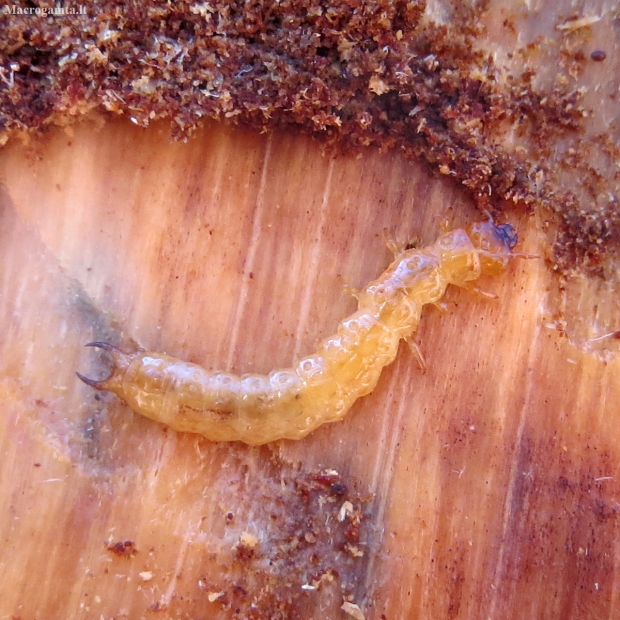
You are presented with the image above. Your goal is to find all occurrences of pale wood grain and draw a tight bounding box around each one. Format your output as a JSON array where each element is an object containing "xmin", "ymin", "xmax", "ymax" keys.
[
  {"xmin": 1, "ymin": 117, "xmax": 618, "ymax": 620},
  {"xmin": 1, "ymin": 1, "xmax": 619, "ymax": 617}
]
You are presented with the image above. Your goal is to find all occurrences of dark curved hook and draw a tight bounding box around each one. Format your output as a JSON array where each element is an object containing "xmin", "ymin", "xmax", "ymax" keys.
[
  {"xmin": 76, "ymin": 371, "xmax": 104, "ymax": 388},
  {"xmin": 77, "ymin": 342, "xmax": 121, "ymax": 389},
  {"xmin": 85, "ymin": 341, "xmax": 119, "ymax": 352}
]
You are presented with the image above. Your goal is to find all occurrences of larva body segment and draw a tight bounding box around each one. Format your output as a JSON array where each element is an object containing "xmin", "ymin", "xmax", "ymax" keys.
[{"xmin": 78, "ymin": 221, "xmax": 522, "ymax": 444}]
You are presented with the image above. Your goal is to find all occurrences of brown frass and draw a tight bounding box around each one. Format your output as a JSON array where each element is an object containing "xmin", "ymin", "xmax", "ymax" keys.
[{"xmin": 0, "ymin": 0, "xmax": 618, "ymax": 275}]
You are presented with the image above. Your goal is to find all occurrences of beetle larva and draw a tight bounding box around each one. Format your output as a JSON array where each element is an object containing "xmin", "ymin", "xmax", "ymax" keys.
[{"xmin": 78, "ymin": 220, "xmax": 526, "ymax": 445}]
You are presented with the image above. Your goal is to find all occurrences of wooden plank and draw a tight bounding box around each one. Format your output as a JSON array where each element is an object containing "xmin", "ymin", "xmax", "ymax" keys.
[
  {"xmin": 1, "ymin": 0, "xmax": 620, "ymax": 617},
  {"xmin": 1, "ymin": 117, "xmax": 618, "ymax": 619}
]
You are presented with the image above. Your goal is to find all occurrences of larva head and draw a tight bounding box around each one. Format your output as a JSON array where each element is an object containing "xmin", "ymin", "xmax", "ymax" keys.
[{"xmin": 466, "ymin": 221, "xmax": 518, "ymax": 275}]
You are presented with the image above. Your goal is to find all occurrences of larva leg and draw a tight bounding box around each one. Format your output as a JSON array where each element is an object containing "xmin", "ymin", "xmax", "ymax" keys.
[
  {"xmin": 463, "ymin": 283, "xmax": 499, "ymax": 300},
  {"xmin": 383, "ymin": 232, "xmax": 421, "ymax": 255},
  {"xmin": 382, "ymin": 228, "xmax": 405, "ymax": 258},
  {"xmin": 439, "ymin": 218, "xmax": 452, "ymax": 234},
  {"xmin": 404, "ymin": 236, "xmax": 421, "ymax": 251},
  {"xmin": 341, "ymin": 282, "xmax": 360, "ymax": 300},
  {"xmin": 404, "ymin": 336, "xmax": 427, "ymax": 373}
]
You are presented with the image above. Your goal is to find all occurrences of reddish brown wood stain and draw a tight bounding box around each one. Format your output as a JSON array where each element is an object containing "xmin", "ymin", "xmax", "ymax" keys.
[{"xmin": 0, "ymin": 27, "xmax": 619, "ymax": 613}]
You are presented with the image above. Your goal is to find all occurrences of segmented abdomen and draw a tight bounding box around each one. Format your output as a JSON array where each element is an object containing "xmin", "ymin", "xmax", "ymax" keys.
[{"xmin": 116, "ymin": 307, "xmax": 403, "ymax": 444}]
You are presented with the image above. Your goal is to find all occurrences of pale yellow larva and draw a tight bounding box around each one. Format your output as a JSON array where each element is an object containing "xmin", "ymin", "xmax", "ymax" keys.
[{"xmin": 78, "ymin": 221, "xmax": 524, "ymax": 445}]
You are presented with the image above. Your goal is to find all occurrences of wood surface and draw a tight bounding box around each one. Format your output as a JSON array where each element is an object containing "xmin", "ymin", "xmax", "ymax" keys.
[
  {"xmin": 1, "ymin": 117, "xmax": 618, "ymax": 620},
  {"xmin": 1, "ymin": 2, "xmax": 620, "ymax": 619}
]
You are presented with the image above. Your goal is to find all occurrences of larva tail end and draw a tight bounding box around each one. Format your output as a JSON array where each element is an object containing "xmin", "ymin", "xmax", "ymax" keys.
[{"xmin": 79, "ymin": 342, "xmax": 129, "ymax": 392}]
